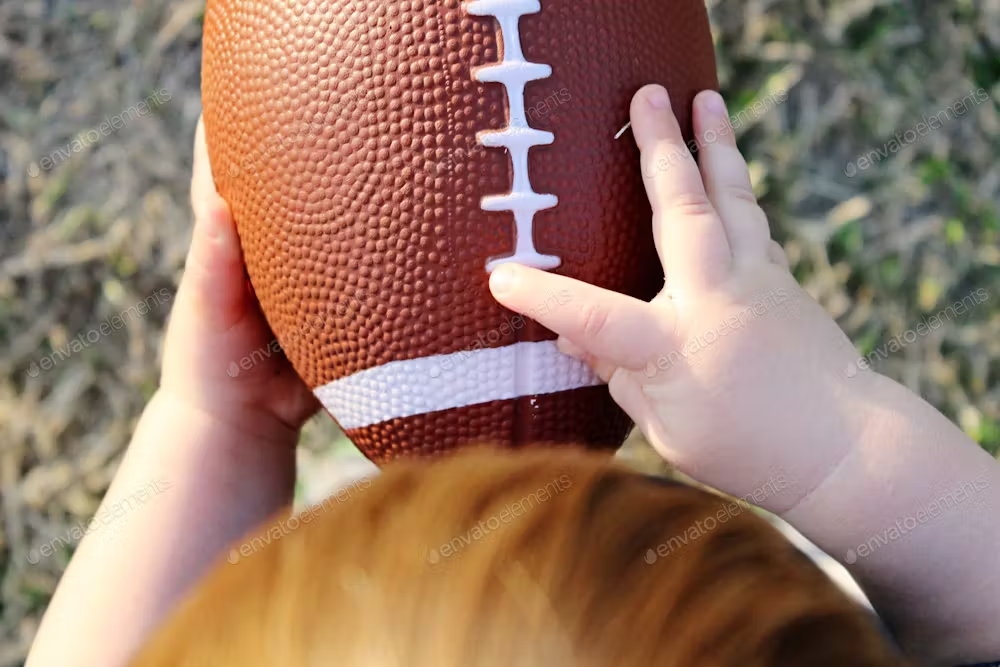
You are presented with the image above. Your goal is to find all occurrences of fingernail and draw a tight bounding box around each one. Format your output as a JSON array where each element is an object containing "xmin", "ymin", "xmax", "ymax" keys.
[
  {"xmin": 489, "ymin": 265, "xmax": 518, "ymax": 296},
  {"xmin": 703, "ymin": 91, "xmax": 727, "ymax": 117},
  {"xmin": 647, "ymin": 86, "xmax": 671, "ymax": 110},
  {"xmin": 207, "ymin": 204, "xmax": 234, "ymax": 247}
]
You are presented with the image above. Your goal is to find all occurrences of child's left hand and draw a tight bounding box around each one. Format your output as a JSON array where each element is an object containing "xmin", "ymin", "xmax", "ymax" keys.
[
  {"xmin": 160, "ymin": 118, "xmax": 320, "ymax": 445},
  {"xmin": 26, "ymin": 119, "xmax": 317, "ymax": 667}
]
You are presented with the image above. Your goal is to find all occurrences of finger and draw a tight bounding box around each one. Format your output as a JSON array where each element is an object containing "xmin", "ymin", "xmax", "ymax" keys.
[
  {"xmin": 191, "ymin": 117, "xmax": 223, "ymax": 219},
  {"xmin": 630, "ymin": 84, "xmax": 732, "ymax": 291},
  {"xmin": 692, "ymin": 91, "xmax": 771, "ymax": 263},
  {"xmin": 489, "ymin": 264, "xmax": 678, "ymax": 371},
  {"xmin": 768, "ymin": 239, "xmax": 790, "ymax": 271},
  {"xmin": 188, "ymin": 118, "xmax": 239, "ymax": 270},
  {"xmin": 606, "ymin": 374, "xmax": 672, "ymax": 456},
  {"xmin": 179, "ymin": 201, "xmax": 249, "ymax": 330},
  {"xmin": 180, "ymin": 119, "xmax": 248, "ymax": 329},
  {"xmin": 557, "ymin": 337, "xmax": 619, "ymax": 384}
]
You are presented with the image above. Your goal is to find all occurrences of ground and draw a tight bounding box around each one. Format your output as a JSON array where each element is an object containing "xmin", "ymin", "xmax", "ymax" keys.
[{"xmin": 1, "ymin": 0, "xmax": 999, "ymax": 664}]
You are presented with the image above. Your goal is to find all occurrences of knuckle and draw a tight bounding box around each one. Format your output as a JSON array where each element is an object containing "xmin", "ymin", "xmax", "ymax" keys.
[
  {"xmin": 578, "ymin": 302, "xmax": 611, "ymax": 341},
  {"xmin": 769, "ymin": 240, "xmax": 789, "ymax": 266},
  {"xmin": 721, "ymin": 183, "xmax": 760, "ymax": 207},
  {"xmin": 666, "ymin": 193, "xmax": 716, "ymax": 219}
]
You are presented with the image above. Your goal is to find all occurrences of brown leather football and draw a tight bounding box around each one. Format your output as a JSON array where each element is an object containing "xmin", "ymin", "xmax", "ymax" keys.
[{"xmin": 201, "ymin": 0, "xmax": 718, "ymax": 464}]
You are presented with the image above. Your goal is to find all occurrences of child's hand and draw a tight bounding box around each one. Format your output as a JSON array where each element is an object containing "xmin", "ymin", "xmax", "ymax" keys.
[
  {"xmin": 490, "ymin": 85, "xmax": 873, "ymax": 511},
  {"xmin": 26, "ymin": 120, "xmax": 316, "ymax": 667},
  {"xmin": 160, "ymin": 119, "xmax": 320, "ymax": 445}
]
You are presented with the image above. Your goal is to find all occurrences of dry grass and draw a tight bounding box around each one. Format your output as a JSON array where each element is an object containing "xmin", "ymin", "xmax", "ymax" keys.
[{"xmin": 1, "ymin": 0, "xmax": 998, "ymax": 664}]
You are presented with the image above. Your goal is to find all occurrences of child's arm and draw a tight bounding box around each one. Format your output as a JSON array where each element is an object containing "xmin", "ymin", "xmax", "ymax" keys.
[
  {"xmin": 25, "ymin": 120, "xmax": 319, "ymax": 667},
  {"xmin": 489, "ymin": 85, "xmax": 1000, "ymax": 666},
  {"xmin": 783, "ymin": 371, "xmax": 1000, "ymax": 663},
  {"xmin": 25, "ymin": 393, "xmax": 297, "ymax": 667}
]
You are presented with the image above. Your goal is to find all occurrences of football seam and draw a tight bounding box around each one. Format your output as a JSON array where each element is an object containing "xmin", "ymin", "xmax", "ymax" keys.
[{"xmin": 468, "ymin": 0, "xmax": 562, "ymax": 274}]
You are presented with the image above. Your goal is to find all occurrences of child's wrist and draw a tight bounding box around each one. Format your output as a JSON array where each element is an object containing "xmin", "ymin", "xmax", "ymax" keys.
[
  {"xmin": 783, "ymin": 372, "xmax": 942, "ymax": 523},
  {"xmin": 780, "ymin": 368, "xmax": 997, "ymax": 577},
  {"xmin": 782, "ymin": 372, "xmax": 1000, "ymax": 661},
  {"xmin": 154, "ymin": 384, "xmax": 301, "ymax": 450}
]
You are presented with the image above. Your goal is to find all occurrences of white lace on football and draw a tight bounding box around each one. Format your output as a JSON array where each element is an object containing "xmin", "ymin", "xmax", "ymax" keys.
[
  {"xmin": 313, "ymin": 341, "xmax": 603, "ymax": 430},
  {"xmin": 468, "ymin": 0, "xmax": 562, "ymax": 273}
]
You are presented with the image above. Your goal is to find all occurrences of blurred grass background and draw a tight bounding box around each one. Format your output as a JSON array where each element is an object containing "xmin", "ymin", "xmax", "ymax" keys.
[{"xmin": 1, "ymin": 0, "xmax": 998, "ymax": 663}]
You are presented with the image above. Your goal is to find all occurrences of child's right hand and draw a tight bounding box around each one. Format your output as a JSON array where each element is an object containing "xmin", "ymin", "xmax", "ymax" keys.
[
  {"xmin": 489, "ymin": 84, "xmax": 882, "ymax": 512},
  {"xmin": 494, "ymin": 84, "xmax": 1000, "ymax": 663}
]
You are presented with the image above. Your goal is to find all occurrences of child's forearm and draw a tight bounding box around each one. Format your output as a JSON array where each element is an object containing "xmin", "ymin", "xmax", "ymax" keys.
[
  {"xmin": 783, "ymin": 373, "xmax": 1000, "ymax": 665},
  {"xmin": 26, "ymin": 389, "xmax": 296, "ymax": 667}
]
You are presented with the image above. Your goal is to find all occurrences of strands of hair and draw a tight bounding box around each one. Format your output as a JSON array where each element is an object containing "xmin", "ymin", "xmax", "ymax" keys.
[{"xmin": 130, "ymin": 447, "xmax": 910, "ymax": 667}]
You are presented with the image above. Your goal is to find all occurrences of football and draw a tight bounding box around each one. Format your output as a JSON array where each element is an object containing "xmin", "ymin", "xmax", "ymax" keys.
[{"xmin": 201, "ymin": 0, "xmax": 718, "ymax": 463}]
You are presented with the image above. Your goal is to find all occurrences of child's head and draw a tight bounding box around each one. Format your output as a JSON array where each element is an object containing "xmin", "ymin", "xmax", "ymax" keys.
[{"xmin": 131, "ymin": 448, "xmax": 907, "ymax": 666}]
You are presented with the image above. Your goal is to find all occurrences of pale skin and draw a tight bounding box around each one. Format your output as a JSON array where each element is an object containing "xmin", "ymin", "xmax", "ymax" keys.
[
  {"xmin": 27, "ymin": 86, "xmax": 1000, "ymax": 666},
  {"xmin": 25, "ymin": 120, "xmax": 319, "ymax": 667}
]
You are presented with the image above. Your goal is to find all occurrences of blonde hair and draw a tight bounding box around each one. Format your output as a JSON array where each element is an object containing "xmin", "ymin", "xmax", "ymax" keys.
[{"xmin": 131, "ymin": 447, "xmax": 908, "ymax": 666}]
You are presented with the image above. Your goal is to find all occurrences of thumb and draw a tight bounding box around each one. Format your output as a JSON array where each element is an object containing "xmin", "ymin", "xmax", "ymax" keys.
[{"xmin": 179, "ymin": 118, "xmax": 251, "ymax": 332}]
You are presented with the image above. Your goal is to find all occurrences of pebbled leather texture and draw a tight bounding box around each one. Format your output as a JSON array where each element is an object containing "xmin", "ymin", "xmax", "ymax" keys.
[{"xmin": 201, "ymin": 0, "xmax": 718, "ymax": 463}]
